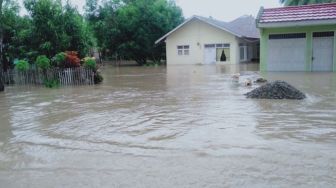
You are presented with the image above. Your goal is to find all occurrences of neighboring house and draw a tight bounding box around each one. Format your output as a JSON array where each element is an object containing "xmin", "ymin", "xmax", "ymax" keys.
[
  {"xmin": 257, "ymin": 3, "xmax": 336, "ymax": 72},
  {"xmin": 155, "ymin": 15, "xmax": 260, "ymax": 65}
]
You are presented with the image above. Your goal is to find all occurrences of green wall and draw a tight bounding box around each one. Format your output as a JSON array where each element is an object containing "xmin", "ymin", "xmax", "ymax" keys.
[{"xmin": 260, "ymin": 24, "xmax": 336, "ymax": 72}]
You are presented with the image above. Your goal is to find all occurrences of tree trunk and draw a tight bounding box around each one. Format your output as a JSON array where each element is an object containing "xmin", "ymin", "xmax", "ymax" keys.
[
  {"xmin": 0, "ymin": 37, "xmax": 4, "ymax": 92},
  {"xmin": 0, "ymin": 0, "xmax": 4, "ymax": 92}
]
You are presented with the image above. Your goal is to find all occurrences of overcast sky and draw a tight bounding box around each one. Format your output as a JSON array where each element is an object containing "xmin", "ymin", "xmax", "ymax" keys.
[
  {"xmin": 175, "ymin": 0, "xmax": 281, "ymax": 21},
  {"xmin": 20, "ymin": 0, "xmax": 281, "ymax": 21}
]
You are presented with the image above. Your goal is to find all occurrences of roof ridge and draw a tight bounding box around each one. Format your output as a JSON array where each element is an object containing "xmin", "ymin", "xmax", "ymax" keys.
[
  {"xmin": 194, "ymin": 15, "xmax": 228, "ymax": 24},
  {"xmin": 265, "ymin": 2, "xmax": 336, "ymax": 11}
]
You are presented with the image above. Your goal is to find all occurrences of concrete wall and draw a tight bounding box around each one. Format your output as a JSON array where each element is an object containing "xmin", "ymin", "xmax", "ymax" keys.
[
  {"xmin": 259, "ymin": 24, "xmax": 336, "ymax": 72},
  {"xmin": 165, "ymin": 19, "xmax": 239, "ymax": 65}
]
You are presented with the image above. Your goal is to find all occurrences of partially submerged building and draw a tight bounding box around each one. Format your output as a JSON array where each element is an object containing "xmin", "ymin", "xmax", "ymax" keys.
[
  {"xmin": 156, "ymin": 15, "xmax": 260, "ymax": 65},
  {"xmin": 257, "ymin": 3, "xmax": 336, "ymax": 72}
]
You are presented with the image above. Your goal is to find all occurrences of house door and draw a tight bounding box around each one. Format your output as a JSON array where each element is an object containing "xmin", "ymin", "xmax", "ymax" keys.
[
  {"xmin": 204, "ymin": 45, "xmax": 216, "ymax": 64},
  {"xmin": 312, "ymin": 32, "xmax": 334, "ymax": 72}
]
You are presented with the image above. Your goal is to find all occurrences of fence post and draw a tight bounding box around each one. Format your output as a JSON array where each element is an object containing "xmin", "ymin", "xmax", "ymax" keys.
[{"xmin": 2, "ymin": 67, "xmax": 95, "ymax": 87}]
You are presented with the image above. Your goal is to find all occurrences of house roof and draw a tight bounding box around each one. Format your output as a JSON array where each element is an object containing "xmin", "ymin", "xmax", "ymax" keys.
[
  {"xmin": 155, "ymin": 15, "xmax": 259, "ymax": 44},
  {"xmin": 257, "ymin": 3, "xmax": 336, "ymax": 27}
]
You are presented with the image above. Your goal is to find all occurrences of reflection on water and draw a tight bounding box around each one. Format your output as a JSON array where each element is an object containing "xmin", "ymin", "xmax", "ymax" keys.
[{"xmin": 0, "ymin": 64, "xmax": 336, "ymax": 187}]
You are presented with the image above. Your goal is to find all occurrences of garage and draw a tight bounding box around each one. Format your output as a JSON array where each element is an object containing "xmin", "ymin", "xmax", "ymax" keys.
[
  {"xmin": 312, "ymin": 32, "xmax": 334, "ymax": 72},
  {"xmin": 267, "ymin": 33, "xmax": 306, "ymax": 71},
  {"xmin": 257, "ymin": 3, "xmax": 336, "ymax": 72}
]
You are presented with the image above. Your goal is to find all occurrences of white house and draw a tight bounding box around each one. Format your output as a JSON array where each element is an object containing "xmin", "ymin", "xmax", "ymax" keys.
[{"xmin": 156, "ymin": 15, "xmax": 260, "ymax": 65}]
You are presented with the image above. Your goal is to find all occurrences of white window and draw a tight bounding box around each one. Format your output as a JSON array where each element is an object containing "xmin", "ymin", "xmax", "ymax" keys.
[
  {"xmin": 240, "ymin": 45, "xmax": 248, "ymax": 61},
  {"xmin": 204, "ymin": 43, "xmax": 230, "ymax": 62},
  {"xmin": 177, "ymin": 45, "xmax": 189, "ymax": 56}
]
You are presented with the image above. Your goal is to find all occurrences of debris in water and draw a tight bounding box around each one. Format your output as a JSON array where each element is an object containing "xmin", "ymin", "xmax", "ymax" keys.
[
  {"xmin": 245, "ymin": 80, "xmax": 306, "ymax": 100},
  {"xmin": 244, "ymin": 79, "xmax": 252, "ymax": 86},
  {"xmin": 255, "ymin": 78, "xmax": 268, "ymax": 83}
]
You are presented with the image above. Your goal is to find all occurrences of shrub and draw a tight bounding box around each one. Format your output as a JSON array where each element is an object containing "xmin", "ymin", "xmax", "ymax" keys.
[
  {"xmin": 44, "ymin": 79, "xmax": 60, "ymax": 88},
  {"xmin": 65, "ymin": 51, "xmax": 80, "ymax": 67},
  {"xmin": 15, "ymin": 60, "xmax": 29, "ymax": 72},
  {"xmin": 84, "ymin": 57, "xmax": 96, "ymax": 70},
  {"xmin": 36, "ymin": 55, "xmax": 51, "ymax": 70},
  {"xmin": 53, "ymin": 52, "xmax": 66, "ymax": 66},
  {"xmin": 94, "ymin": 72, "xmax": 103, "ymax": 84}
]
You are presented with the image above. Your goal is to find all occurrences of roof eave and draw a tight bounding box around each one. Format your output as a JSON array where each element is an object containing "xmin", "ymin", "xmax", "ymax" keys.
[
  {"xmin": 257, "ymin": 19, "xmax": 336, "ymax": 28},
  {"xmin": 155, "ymin": 17, "xmax": 194, "ymax": 44},
  {"xmin": 256, "ymin": 6, "xmax": 264, "ymax": 28},
  {"xmin": 155, "ymin": 16, "xmax": 246, "ymax": 44}
]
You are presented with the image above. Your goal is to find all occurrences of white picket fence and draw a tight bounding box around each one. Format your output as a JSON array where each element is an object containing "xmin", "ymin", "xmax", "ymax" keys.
[{"xmin": 2, "ymin": 67, "xmax": 94, "ymax": 86}]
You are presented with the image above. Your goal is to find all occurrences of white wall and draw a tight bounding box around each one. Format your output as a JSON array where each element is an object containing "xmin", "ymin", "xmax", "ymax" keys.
[{"xmin": 165, "ymin": 19, "xmax": 239, "ymax": 65}]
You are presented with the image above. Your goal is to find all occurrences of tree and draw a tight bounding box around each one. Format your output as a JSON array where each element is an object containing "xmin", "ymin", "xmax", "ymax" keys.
[
  {"xmin": 116, "ymin": 0, "xmax": 184, "ymax": 65},
  {"xmin": 85, "ymin": 0, "xmax": 122, "ymax": 58},
  {"xmin": 87, "ymin": 0, "xmax": 184, "ymax": 65},
  {"xmin": 279, "ymin": 0, "xmax": 336, "ymax": 6},
  {"xmin": 23, "ymin": 0, "xmax": 94, "ymax": 58},
  {"xmin": 0, "ymin": 0, "xmax": 6, "ymax": 91},
  {"xmin": 0, "ymin": 0, "xmax": 19, "ymax": 91}
]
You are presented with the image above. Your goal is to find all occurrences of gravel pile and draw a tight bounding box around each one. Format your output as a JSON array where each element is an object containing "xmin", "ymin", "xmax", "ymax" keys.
[{"xmin": 245, "ymin": 80, "xmax": 306, "ymax": 100}]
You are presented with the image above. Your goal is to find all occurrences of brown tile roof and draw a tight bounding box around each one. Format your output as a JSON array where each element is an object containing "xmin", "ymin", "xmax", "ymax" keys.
[{"xmin": 259, "ymin": 3, "xmax": 336, "ymax": 23}]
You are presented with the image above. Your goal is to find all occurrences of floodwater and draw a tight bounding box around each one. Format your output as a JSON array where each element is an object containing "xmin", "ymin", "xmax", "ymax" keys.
[{"xmin": 0, "ymin": 64, "xmax": 336, "ymax": 188}]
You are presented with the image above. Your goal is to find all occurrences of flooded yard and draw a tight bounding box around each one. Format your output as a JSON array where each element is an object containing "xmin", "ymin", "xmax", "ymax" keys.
[{"xmin": 0, "ymin": 64, "xmax": 336, "ymax": 187}]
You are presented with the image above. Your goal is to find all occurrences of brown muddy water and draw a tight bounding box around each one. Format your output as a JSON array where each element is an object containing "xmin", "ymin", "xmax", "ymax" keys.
[{"xmin": 0, "ymin": 64, "xmax": 336, "ymax": 188}]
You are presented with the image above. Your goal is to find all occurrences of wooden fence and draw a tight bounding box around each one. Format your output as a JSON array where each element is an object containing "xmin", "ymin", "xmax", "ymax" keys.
[{"xmin": 2, "ymin": 67, "xmax": 94, "ymax": 86}]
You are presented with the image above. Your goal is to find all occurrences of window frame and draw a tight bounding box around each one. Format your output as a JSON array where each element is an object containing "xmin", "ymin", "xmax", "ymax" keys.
[
  {"xmin": 177, "ymin": 45, "xmax": 190, "ymax": 56},
  {"xmin": 239, "ymin": 45, "xmax": 248, "ymax": 61},
  {"xmin": 205, "ymin": 43, "xmax": 231, "ymax": 62}
]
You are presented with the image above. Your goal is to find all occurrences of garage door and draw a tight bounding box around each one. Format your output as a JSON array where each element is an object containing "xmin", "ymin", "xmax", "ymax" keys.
[
  {"xmin": 312, "ymin": 32, "xmax": 334, "ymax": 72},
  {"xmin": 267, "ymin": 33, "xmax": 306, "ymax": 71}
]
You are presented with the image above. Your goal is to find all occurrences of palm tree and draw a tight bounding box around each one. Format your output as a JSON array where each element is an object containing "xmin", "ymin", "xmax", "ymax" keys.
[{"xmin": 280, "ymin": 0, "xmax": 336, "ymax": 6}]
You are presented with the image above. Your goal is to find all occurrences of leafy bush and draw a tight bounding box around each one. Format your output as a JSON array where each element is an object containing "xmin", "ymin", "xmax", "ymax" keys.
[
  {"xmin": 65, "ymin": 51, "xmax": 81, "ymax": 68},
  {"xmin": 44, "ymin": 79, "xmax": 60, "ymax": 88},
  {"xmin": 15, "ymin": 60, "xmax": 29, "ymax": 72},
  {"xmin": 53, "ymin": 52, "xmax": 66, "ymax": 66},
  {"xmin": 36, "ymin": 55, "xmax": 51, "ymax": 70},
  {"xmin": 84, "ymin": 57, "xmax": 96, "ymax": 70},
  {"xmin": 94, "ymin": 72, "xmax": 103, "ymax": 84}
]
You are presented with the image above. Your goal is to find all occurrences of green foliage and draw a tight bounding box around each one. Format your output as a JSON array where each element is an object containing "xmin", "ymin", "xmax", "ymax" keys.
[
  {"xmin": 21, "ymin": 0, "xmax": 94, "ymax": 58},
  {"xmin": 52, "ymin": 52, "xmax": 66, "ymax": 66},
  {"xmin": 94, "ymin": 72, "xmax": 103, "ymax": 84},
  {"xmin": 279, "ymin": 0, "xmax": 336, "ymax": 6},
  {"xmin": 2, "ymin": 0, "xmax": 184, "ymax": 71},
  {"xmin": 83, "ymin": 57, "xmax": 96, "ymax": 70},
  {"xmin": 43, "ymin": 78, "xmax": 60, "ymax": 88},
  {"xmin": 1, "ymin": 0, "xmax": 24, "ymax": 70},
  {"xmin": 15, "ymin": 60, "xmax": 29, "ymax": 71},
  {"xmin": 85, "ymin": 0, "xmax": 184, "ymax": 65},
  {"xmin": 36, "ymin": 55, "xmax": 51, "ymax": 70}
]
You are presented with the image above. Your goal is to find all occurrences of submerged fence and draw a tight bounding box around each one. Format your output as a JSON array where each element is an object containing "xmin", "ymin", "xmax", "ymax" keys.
[{"xmin": 2, "ymin": 67, "xmax": 94, "ymax": 86}]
